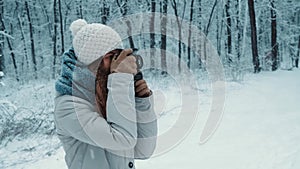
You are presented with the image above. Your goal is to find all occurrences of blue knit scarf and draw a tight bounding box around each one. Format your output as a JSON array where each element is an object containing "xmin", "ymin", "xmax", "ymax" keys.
[{"xmin": 55, "ymin": 48, "xmax": 96, "ymax": 105}]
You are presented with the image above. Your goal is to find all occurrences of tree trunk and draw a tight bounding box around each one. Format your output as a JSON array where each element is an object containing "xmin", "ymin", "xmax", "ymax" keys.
[
  {"xmin": 161, "ymin": 0, "xmax": 168, "ymax": 73},
  {"xmin": 270, "ymin": 0, "xmax": 278, "ymax": 71},
  {"xmin": 296, "ymin": 35, "xmax": 300, "ymax": 68},
  {"xmin": 53, "ymin": 0, "xmax": 58, "ymax": 79},
  {"xmin": 297, "ymin": 8, "xmax": 300, "ymax": 68},
  {"xmin": 38, "ymin": 0, "xmax": 52, "ymax": 38},
  {"xmin": 204, "ymin": 0, "xmax": 218, "ymax": 36},
  {"xmin": 204, "ymin": 0, "xmax": 218, "ymax": 63},
  {"xmin": 25, "ymin": 1, "xmax": 37, "ymax": 79},
  {"xmin": 241, "ymin": 0, "xmax": 248, "ymax": 60},
  {"xmin": 100, "ymin": 0, "xmax": 109, "ymax": 24},
  {"xmin": 248, "ymin": 0, "xmax": 260, "ymax": 73},
  {"xmin": 0, "ymin": 18, "xmax": 18, "ymax": 81},
  {"xmin": 187, "ymin": 0, "xmax": 194, "ymax": 69},
  {"xmin": 235, "ymin": 0, "xmax": 242, "ymax": 60},
  {"xmin": 150, "ymin": 0, "xmax": 156, "ymax": 68},
  {"xmin": 18, "ymin": 15, "xmax": 29, "ymax": 78},
  {"xmin": 216, "ymin": 2, "xmax": 221, "ymax": 56},
  {"xmin": 58, "ymin": 0, "xmax": 64, "ymax": 54},
  {"xmin": 0, "ymin": 0, "xmax": 4, "ymax": 73},
  {"xmin": 225, "ymin": 0, "xmax": 232, "ymax": 58},
  {"xmin": 198, "ymin": 0, "xmax": 201, "ymax": 30},
  {"xmin": 76, "ymin": 0, "xmax": 83, "ymax": 19},
  {"xmin": 198, "ymin": 0, "xmax": 203, "ymax": 67},
  {"xmin": 171, "ymin": 0, "xmax": 186, "ymax": 73}
]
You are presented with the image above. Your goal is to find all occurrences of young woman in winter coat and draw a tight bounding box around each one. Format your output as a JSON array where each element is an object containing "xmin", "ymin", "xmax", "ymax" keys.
[{"xmin": 54, "ymin": 19, "xmax": 158, "ymax": 169}]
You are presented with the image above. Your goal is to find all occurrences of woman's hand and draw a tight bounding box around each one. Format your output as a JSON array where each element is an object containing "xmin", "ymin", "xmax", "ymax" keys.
[
  {"xmin": 110, "ymin": 49, "xmax": 137, "ymax": 75},
  {"xmin": 135, "ymin": 79, "xmax": 152, "ymax": 98}
]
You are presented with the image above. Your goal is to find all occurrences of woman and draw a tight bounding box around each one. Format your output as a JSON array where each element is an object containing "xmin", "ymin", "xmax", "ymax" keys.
[{"xmin": 54, "ymin": 19, "xmax": 157, "ymax": 169}]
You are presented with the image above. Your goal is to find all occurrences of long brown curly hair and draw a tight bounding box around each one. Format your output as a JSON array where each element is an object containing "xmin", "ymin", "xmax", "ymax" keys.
[
  {"xmin": 95, "ymin": 59, "xmax": 110, "ymax": 119},
  {"xmin": 95, "ymin": 49, "xmax": 123, "ymax": 119}
]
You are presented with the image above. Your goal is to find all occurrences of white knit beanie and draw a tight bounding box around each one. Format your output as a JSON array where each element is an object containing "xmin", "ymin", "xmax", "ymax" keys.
[{"xmin": 70, "ymin": 19, "xmax": 123, "ymax": 65}]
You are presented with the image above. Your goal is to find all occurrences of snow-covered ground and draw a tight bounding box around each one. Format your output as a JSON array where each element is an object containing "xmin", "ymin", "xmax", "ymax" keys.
[{"xmin": 1, "ymin": 69, "xmax": 300, "ymax": 169}]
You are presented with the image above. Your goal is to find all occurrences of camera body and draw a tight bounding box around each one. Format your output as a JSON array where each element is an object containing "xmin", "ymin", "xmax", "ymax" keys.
[{"xmin": 113, "ymin": 48, "xmax": 144, "ymax": 81}]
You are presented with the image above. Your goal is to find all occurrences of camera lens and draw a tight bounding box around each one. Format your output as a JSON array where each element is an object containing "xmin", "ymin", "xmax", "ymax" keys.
[{"xmin": 135, "ymin": 55, "xmax": 143, "ymax": 70}]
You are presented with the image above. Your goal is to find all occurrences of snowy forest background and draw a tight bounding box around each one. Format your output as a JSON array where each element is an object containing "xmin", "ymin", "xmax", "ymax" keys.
[
  {"xmin": 0, "ymin": 0, "xmax": 299, "ymax": 82},
  {"xmin": 0, "ymin": 0, "xmax": 300, "ymax": 168}
]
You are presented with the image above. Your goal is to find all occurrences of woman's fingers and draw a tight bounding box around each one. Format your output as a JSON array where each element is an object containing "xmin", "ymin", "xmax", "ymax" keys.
[
  {"xmin": 137, "ymin": 88, "xmax": 151, "ymax": 97},
  {"xmin": 135, "ymin": 83, "xmax": 148, "ymax": 93},
  {"xmin": 117, "ymin": 48, "xmax": 133, "ymax": 61},
  {"xmin": 135, "ymin": 79, "xmax": 145, "ymax": 86},
  {"xmin": 135, "ymin": 79, "xmax": 151, "ymax": 97}
]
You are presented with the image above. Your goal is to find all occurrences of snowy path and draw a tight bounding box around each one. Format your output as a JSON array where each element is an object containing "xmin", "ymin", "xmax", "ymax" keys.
[
  {"xmin": 4, "ymin": 69, "xmax": 300, "ymax": 169},
  {"xmin": 134, "ymin": 70, "xmax": 300, "ymax": 169}
]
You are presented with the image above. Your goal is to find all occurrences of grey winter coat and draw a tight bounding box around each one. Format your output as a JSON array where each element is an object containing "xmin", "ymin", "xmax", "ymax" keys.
[{"xmin": 54, "ymin": 73, "xmax": 158, "ymax": 169}]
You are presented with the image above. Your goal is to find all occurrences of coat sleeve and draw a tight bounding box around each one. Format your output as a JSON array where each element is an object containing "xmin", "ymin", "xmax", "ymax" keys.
[
  {"xmin": 134, "ymin": 95, "xmax": 158, "ymax": 159},
  {"xmin": 54, "ymin": 73, "xmax": 137, "ymax": 151}
]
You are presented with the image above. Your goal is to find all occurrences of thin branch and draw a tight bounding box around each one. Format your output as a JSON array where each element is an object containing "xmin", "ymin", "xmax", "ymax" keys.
[
  {"xmin": 205, "ymin": 0, "xmax": 218, "ymax": 35},
  {"xmin": 0, "ymin": 31, "xmax": 14, "ymax": 39},
  {"xmin": 180, "ymin": 0, "xmax": 187, "ymax": 26}
]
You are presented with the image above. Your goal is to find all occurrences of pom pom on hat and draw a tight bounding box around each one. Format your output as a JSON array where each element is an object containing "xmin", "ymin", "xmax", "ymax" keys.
[
  {"xmin": 70, "ymin": 19, "xmax": 123, "ymax": 65},
  {"xmin": 70, "ymin": 19, "xmax": 87, "ymax": 37}
]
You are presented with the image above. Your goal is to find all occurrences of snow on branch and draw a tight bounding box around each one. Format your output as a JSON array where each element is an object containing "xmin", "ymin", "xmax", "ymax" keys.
[{"xmin": 0, "ymin": 31, "xmax": 15, "ymax": 39}]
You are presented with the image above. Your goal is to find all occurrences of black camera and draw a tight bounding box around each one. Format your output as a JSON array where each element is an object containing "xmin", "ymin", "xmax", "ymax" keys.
[{"xmin": 112, "ymin": 48, "xmax": 144, "ymax": 81}]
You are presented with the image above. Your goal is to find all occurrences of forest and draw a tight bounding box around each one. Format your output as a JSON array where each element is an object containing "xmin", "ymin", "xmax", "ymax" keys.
[
  {"xmin": 1, "ymin": 1, "xmax": 300, "ymax": 168},
  {"xmin": 0, "ymin": 0, "xmax": 299, "ymax": 83}
]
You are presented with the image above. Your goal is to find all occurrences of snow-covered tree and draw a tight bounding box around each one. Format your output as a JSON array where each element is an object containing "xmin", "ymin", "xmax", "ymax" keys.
[{"xmin": 0, "ymin": 0, "xmax": 299, "ymax": 82}]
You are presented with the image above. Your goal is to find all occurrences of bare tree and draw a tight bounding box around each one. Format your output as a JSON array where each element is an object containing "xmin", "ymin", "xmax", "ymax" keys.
[
  {"xmin": 198, "ymin": 0, "xmax": 202, "ymax": 29},
  {"xmin": 297, "ymin": 35, "xmax": 299, "ymax": 68},
  {"xmin": 25, "ymin": 1, "xmax": 37, "ymax": 79},
  {"xmin": 204, "ymin": 0, "xmax": 218, "ymax": 36},
  {"xmin": 257, "ymin": 3, "xmax": 268, "ymax": 58},
  {"xmin": 270, "ymin": 0, "xmax": 278, "ymax": 71},
  {"xmin": 225, "ymin": 0, "xmax": 232, "ymax": 61},
  {"xmin": 235, "ymin": 0, "xmax": 242, "ymax": 60},
  {"xmin": 171, "ymin": 0, "xmax": 186, "ymax": 72},
  {"xmin": 38, "ymin": 0, "xmax": 52, "ymax": 38},
  {"xmin": 294, "ymin": 4, "xmax": 299, "ymax": 69},
  {"xmin": 161, "ymin": 0, "xmax": 168, "ymax": 73},
  {"xmin": 248, "ymin": 0, "xmax": 260, "ymax": 73},
  {"xmin": 100, "ymin": 0, "xmax": 109, "ymax": 24},
  {"xmin": 0, "ymin": 0, "xmax": 4, "ymax": 73},
  {"xmin": 216, "ymin": 1, "xmax": 222, "ymax": 56},
  {"xmin": 150, "ymin": 0, "xmax": 156, "ymax": 68},
  {"xmin": 0, "ymin": 17, "xmax": 18, "ymax": 81},
  {"xmin": 18, "ymin": 15, "xmax": 29, "ymax": 77},
  {"xmin": 187, "ymin": 0, "xmax": 194, "ymax": 68},
  {"xmin": 58, "ymin": 0, "xmax": 64, "ymax": 54},
  {"xmin": 76, "ymin": 0, "xmax": 83, "ymax": 19},
  {"xmin": 53, "ymin": 0, "xmax": 58, "ymax": 79},
  {"xmin": 203, "ymin": 0, "xmax": 218, "ymax": 61}
]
